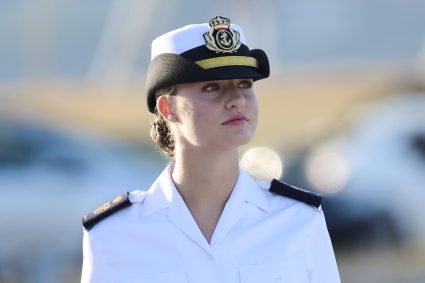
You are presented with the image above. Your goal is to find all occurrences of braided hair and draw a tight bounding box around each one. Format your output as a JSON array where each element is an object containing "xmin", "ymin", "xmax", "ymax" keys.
[{"xmin": 149, "ymin": 85, "xmax": 177, "ymax": 157}]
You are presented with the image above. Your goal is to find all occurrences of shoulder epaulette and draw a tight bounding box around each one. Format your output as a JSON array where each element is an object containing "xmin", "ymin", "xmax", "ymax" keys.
[
  {"xmin": 82, "ymin": 192, "xmax": 132, "ymax": 231},
  {"xmin": 269, "ymin": 179, "xmax": 322, "ymax": 209}
]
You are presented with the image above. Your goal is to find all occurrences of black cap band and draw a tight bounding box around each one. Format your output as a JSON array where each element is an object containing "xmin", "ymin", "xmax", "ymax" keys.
[{"xmin": 146, "ymin": 45, "xmax": 269, "ymax": 113}]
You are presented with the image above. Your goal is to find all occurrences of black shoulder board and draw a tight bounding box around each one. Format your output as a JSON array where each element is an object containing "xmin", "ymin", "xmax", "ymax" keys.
[
  {"xmin": 269, "ymin": 179, "xmax": 322, "ymax": 209},
  {"xmin": 82, "ymin": 192, "xmax": 131, "ymax": 231}
]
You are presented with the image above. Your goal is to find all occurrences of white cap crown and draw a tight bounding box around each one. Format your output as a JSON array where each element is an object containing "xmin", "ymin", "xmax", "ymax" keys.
[{"xmin": 151, "ymin": 23, "xmax": 247, "ymax": 60}]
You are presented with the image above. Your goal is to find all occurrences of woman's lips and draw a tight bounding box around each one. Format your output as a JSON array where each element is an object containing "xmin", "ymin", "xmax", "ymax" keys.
[{"xmin": 222, "ymin": 115, "xmax": 248, "ymax": 125}]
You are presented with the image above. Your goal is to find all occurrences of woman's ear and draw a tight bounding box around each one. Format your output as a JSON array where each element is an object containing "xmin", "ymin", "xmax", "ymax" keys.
[{"xmin": 157, "ymin": 96, "xmax": 178, "ymax": 122}]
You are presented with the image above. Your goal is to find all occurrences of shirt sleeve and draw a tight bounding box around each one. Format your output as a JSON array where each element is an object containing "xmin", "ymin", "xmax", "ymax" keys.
[
  {"xmin": 306, "ymin": 209, "xmax": 341, "ymax": 283},
  {"xmin": 81, "ymin": 229, "xmax": 111, "ymax": 283}
]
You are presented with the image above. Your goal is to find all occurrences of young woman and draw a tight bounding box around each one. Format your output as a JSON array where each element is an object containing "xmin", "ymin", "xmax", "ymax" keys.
[{"xmin": 81, "ymin": 16, "xmax": 341, "ymax": 283}]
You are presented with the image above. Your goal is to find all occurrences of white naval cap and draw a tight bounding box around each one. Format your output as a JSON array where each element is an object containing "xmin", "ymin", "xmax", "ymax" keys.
[
  {"xmin": 145, "ymin": 16, "xmax": 270, "ymax": 113},
  {"xmin": 150, "ymin": 23, "xmax": 248, "ymax": 60}
]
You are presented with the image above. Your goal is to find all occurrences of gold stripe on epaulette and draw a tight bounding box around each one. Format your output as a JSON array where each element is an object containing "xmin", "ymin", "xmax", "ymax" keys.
[{"xmin": 195, "ymin": 56, "xmax": 258, "ymax": 69}]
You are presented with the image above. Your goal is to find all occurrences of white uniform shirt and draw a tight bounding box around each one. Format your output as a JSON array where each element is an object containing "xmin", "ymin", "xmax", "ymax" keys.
[{"xmin": 81, "ymin": 166, "xmax": 340, "ymax": 283}]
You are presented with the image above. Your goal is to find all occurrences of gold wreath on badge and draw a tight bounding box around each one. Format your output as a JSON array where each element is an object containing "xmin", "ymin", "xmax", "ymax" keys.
[{"xmin": 203, "ymin": 16, "xmax": 241, "ymax": 53}]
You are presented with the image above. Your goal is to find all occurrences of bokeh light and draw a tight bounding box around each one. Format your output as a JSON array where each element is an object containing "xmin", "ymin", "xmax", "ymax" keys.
[
  {"xmin": 305, "ymin": 150, "xmax": 350, "ymax": 194},
  {"xmin": 240, "ymin": 146, "xmax": 283, "ymax": 181}
]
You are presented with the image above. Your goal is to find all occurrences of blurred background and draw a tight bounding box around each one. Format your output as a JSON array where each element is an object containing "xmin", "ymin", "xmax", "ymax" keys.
[{"xmin": 1, "ymin": 0, "xmax": 425, "ymax": 282}]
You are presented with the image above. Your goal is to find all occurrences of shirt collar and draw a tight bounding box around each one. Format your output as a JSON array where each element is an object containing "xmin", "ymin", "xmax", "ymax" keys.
[
  {"xmin": 233, "ymin": 168, "xmax": 271, "ymax": 213},
  {"xmin": 140, "ymin": 164, "xmax": 271, "ymax": 220},
  {"xmin": 140, "ymin": 164, "xmax": 176, "ymax": 219}
]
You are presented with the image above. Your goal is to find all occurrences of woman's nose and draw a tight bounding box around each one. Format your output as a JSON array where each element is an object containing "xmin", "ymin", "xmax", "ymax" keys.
[{"xmin": 225, "ymin": 86, "xmax": 245, "ymax": 111}]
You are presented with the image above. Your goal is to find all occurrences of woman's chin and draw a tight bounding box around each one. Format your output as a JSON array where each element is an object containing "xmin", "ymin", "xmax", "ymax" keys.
[{"xmin": 224, "ymin": 133, "xmax": 255, "ymax": 148}]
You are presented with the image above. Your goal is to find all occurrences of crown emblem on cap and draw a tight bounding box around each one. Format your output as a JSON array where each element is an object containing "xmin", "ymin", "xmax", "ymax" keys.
[{"xmin": 203, "ymin": 16, "xmax": 241, "ymax": 53}]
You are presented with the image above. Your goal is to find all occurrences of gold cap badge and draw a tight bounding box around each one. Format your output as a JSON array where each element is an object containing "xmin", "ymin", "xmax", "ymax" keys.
[{"xmin": 203, "ymin": 16, "xmax": 241, "ymax": 53}]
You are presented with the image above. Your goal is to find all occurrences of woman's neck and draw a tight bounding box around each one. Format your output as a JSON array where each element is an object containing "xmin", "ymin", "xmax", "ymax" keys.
[
  {"xmin": 171, "ymin": 146, "xmax": 240, "ymax": 243},
  {"xmin": 171, "ymin": 147, "xmax": 240, "ymax": 204}
]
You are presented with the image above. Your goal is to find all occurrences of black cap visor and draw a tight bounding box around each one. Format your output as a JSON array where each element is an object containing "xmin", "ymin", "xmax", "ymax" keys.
[{"xmin": 146, "ymin": 47, "xmax": 269, "ymax": 113}]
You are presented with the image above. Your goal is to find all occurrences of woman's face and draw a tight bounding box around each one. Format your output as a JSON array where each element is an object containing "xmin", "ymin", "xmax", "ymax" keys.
[{"xmin": 171, "ymin": 78, "xmax": 258, "ymax": 151}]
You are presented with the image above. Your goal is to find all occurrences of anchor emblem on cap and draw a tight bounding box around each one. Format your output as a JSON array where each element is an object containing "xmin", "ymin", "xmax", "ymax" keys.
[{"xmin": 203, "ymin": 16, "xmax": 241, "ymax": 53}]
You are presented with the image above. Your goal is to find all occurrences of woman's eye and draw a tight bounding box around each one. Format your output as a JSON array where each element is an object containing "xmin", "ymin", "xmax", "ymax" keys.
[
  {"xmin": 238, "ymin": 80, "xmax": 253, "ymax": 89},
  {"xmin": 202, "ymin": 83, "xmax": 220, "ymax": 92}
]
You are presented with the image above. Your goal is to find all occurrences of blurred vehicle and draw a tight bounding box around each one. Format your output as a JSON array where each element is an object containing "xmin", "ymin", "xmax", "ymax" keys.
[
  {"xmin": 301, "ymin": 94, "xmax": 425, "ymax": 248},
  {"xmin": 0, "ymin": 120, "xmax": 164, "ymax": 283},
  {"xmin": 321, "ymin": 195, "xmax": 403, "ymax": 248}
]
